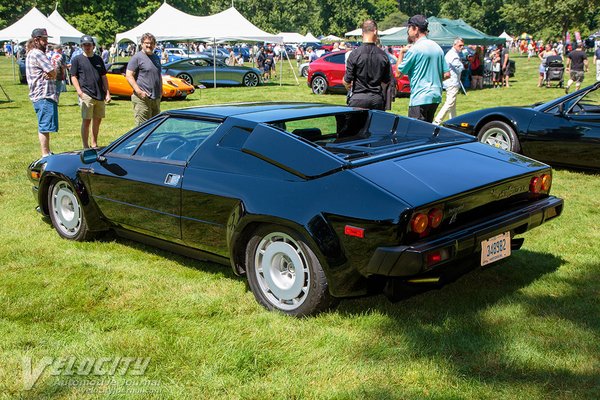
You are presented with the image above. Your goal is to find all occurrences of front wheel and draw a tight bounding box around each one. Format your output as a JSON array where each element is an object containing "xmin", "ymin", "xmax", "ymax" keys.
[
  {"xmin": 243, "ymin": 72, "xmax": 259, "ymax": 87},
  {"xmin": 311, "ymin": 76, "xmax": 328, "ymax": 95},
  {"xmin": 48, "ymin": 179, "xmax": 93, "ymax": 241},
  {"xmin": 477, "ymin": 120, "xmax": 521, "ymax": 152},
  {"xmin": 177, "ymin": 73, "xmax": 193, "ymax": 86},
  {"xmin": 245, "ymin": 226, "xmax": 336, "ymax": 316}
]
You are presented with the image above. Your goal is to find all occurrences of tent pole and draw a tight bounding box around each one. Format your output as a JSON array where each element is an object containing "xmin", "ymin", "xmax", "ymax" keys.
[
  {"xmin": 213, "ymin": 38, "xmax": 217, "ymax": 89},
  {"xmin": 283, "ymin": 44, "xmax": 299, "ymax": 85}
]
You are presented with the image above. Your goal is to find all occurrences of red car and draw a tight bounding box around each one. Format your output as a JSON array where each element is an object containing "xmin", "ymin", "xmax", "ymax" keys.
[{"xmin": 307, "ymin": 50, "xmax": 410, "ymax": 96}]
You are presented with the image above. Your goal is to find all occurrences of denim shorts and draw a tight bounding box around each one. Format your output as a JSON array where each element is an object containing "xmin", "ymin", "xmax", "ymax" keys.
[{"xmin": 33, "ymin": 98, "xmax": 58, "ymax": 133}]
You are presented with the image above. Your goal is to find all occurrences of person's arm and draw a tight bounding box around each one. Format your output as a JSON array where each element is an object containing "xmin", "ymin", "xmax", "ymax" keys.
[
  {"xmin": 343, "ymin": 53, "xmax": 354, "ymax": 90},
  {"xmin": 565, "ymin": 57, "xmax": 571, "ymax": 71},
  {"xmin": 38, "ymin": 52, "xmax": 57, "ymax": 80},
  {"xmin": 102, "ymin": 74, "xmax": 111, "ymax": 103},
  {"xmin": 584, "ymin": 57, "xmax": 589, "ymax": 72},
  {"xmin": 69, "ymin": 59, "xmax": 83, "ymax": 98},
  {"xmin": 503, "ymin": 52, "xmax": 509, "ymax": 70},
  {"xmin": 126, "ymin": 69, "xmax": 148, "ymax": 98}
]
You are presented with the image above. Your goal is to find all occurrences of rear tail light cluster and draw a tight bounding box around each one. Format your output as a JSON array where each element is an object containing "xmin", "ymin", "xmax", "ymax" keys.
[
  {"xmin": 410, "ymin": 207, "xmax": 444, "ymax": 236},
  {"xmin": 529, "ymin": 173, "xmax": 552, "ymax": 194}
]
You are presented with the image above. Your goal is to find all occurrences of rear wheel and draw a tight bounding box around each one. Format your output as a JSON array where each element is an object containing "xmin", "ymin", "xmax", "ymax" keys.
[
  {"xmin": 301, "ymin": 66, "xmax": 309, "ymax": 77},
  {"xmin": 48, "ymin": 179, "xmax": 93, "ymax": 241},
  {"xmin": 477, "ymin": 121, "xmax": 521, "ymax": 153},
  {"xmin": 177, "ymin": 73, "xmax": 193, "ymax": 86},
  {"xmin": 311, "ymin": 76, "xmax": 328, "ymax": 95},
  {"xmin": 245, "ymin": 226, "xmax": 336, "ymax": 316},
  {"xmin": 243, "ymin": 72, "xmax": 259, "ymax": 87}
]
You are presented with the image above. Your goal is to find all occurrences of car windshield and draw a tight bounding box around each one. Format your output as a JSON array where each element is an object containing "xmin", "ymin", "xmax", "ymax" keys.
[{"xmin": 268, "ymin": 111, "xmax": 474, "ymax": 161}]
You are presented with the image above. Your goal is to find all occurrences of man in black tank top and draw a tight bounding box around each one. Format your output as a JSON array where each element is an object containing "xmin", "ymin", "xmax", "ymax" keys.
[{"xmin": 343, "ymin": 19, "xmax": 391, "ymax": 110}]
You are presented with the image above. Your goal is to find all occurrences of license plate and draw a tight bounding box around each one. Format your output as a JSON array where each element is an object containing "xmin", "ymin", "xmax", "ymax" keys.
[{"xmin": 481, "ymin": 232, "xmax": 511, "ymax": 266}]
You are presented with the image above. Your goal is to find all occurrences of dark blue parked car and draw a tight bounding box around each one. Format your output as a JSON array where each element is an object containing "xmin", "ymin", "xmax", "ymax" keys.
[{"xmin": 28, "ymin": 103, "xmax": 563, "ymax": 316}]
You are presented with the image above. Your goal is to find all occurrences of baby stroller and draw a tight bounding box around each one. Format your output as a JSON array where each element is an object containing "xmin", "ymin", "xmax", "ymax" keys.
[{"xmin": 543, "ymin": 55, "xmax": 564, "ymax": 88}]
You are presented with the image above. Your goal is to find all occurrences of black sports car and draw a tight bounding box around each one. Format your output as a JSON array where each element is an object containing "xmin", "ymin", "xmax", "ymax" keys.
[
  {"xmin": 444, "ymin": 82, "xmax": 600, "ymax": 170},
  {"xmin": 28, "ymin": 103, "xmax": 563, "ymax": 316}
]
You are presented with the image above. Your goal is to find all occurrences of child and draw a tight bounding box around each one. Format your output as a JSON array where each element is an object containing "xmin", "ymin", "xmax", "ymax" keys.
[{"xmin": 492, "ymin": 49, "xmax": 502, "ymax": 88}]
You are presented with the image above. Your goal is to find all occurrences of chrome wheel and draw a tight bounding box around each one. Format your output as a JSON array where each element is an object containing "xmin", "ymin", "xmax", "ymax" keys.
[
  {"xmin": 254, "ymin": 232, "xmax": 310, "ymax": 310},
  {"xmin": 311, "ymin": 76, "xmax": 327, "ymax": 95},
  {"xmin": 50, "ymin": 181, "xmax": 82, "ymax": 238},
  {"xmin": 243, "ymin": 72, "xmax": 259, "ymax": 87},
  {"xmin": 480, "ymin": 127, "xmax": 511, "ymax": 150},
  {"xmin": 301, "ymin": 66, "xmax": 308, "ymax": 77},
  {"xmin": 177, "ymin": 73, "xmax": 193, "ymax": 85}
]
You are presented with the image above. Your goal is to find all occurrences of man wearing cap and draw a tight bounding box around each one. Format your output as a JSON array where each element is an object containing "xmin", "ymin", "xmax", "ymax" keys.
[
  {"xmin": 70, "ymin": 35, "xmax": 111, "ymax": 148},
  {"xmin": 397, "ymin": 15, "xmax": 450, "ymax": 123},
  {"xmin": 25, "ymin": 28, "xmax": 58, "ymax": 157},
  {"xmin": 343, "ymin": 19, "xmax": 391, "ymax": 110},
  {"xmin": 126, "ymin": 33, "xmax": 162, "ymax": 126}
]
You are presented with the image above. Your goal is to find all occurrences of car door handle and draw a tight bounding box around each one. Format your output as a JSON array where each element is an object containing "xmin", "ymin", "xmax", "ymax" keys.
[{"xmin": 164, "ymin": 173, "xmax": 181, "ymax": 186}]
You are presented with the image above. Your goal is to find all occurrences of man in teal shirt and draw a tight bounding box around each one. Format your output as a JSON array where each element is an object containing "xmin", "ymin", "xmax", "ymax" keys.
[{"xmin": 397, "ymin": 15, "xmax": 450, "ymax": 122}]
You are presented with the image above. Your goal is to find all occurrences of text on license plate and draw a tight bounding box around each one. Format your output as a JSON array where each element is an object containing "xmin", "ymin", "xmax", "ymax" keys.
[{"xmin": 481, "ymin": 232, "xmax": 511, "ymax": 266}]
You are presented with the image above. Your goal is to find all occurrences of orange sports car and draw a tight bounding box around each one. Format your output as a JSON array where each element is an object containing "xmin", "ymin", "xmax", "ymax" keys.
[{"xmin": 106, "ymin": 62, "xmax": 195, "ymax": 99}]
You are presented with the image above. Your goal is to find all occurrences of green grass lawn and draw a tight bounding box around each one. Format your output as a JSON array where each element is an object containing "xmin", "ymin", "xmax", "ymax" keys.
[{"xmin": 0, "ymin": 54, "xmax": 599, "ymax": 399}]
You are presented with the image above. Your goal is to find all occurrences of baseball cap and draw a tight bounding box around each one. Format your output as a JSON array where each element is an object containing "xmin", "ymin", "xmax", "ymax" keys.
[
  {"xmin": 80, "ymin": 35, "xmax": 94, "ymax": 45},
  {"xmin": 407, "ymin": 15, "xmax": 428, "ymax": 30},
  {"xmin": 31, "ymin": 28, "xmax": 49, "ymax": 38}
]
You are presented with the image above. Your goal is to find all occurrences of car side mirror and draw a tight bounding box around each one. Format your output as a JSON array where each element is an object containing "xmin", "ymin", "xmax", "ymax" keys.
[{"xmin": 81, "ymin": 148, "xmax": 98, "ymax": 164}]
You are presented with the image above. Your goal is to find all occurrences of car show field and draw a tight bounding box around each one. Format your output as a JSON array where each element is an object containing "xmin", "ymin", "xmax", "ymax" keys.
[{"xmin": 0, "ymin": 55, "xmax": 598, "ymax": 398}]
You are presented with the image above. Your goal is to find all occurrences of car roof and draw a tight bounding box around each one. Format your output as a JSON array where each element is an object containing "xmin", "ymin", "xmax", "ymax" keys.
[{"xmin": 164, "ymin": 102, "xmax": 357, "ymax": 121}]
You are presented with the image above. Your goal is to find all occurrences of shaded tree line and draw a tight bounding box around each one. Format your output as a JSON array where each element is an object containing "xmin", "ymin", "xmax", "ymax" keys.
[{"xmin": 1, "ymin": 0, "xmax": 599, "ymax": 45}]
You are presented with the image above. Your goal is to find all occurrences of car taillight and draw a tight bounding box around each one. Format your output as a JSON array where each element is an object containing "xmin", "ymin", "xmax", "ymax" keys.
[
  {"xmin": 411, "ymin": 213, "xmax": 428, "ymax": 234},
  {"xmin": 428, "ymin": 208, "xmax": 444, "ymax": 229},
  {"xmin": 541, "ymin": 174, "xmax": 552, "ymax": 191},
  {"xmin": 529, "ymin": 176, "xmax": 542, "ymax": 193}
]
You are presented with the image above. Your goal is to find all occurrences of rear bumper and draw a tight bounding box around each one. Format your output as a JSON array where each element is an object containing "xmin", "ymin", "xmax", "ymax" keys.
[{"xmin": 366, "ymin": 196, "xmax": 563, "ymax": 277}]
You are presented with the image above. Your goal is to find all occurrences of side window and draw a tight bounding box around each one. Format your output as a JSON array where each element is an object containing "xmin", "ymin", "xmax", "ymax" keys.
[
  {"xmin": 327, "ymin": 53, "xmax": 345, "ymax": 64},
  {"xmin": 110, "ymin": 119, "xmax": 163, "ymax": 156},
  {"xmin": 135, "ymin": 117, "xmax": 221, "ymax": 162},
  {"xmin": 573, "ymin": 88, "xmax": 600, "ymax": 114}
]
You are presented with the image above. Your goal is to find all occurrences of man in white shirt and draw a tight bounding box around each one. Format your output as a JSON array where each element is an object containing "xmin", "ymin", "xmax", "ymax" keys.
[{"xmin": 433, "ymin": 38, "xmax": 464, "ymax": 125}]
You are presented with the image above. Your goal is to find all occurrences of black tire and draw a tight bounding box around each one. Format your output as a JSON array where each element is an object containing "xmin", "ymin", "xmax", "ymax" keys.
[
  {"xmin": 477, "ymin": 120, "xmax": 521, "ymax": 153},
  {"xmin": 243, "ymin": 72, "xmax": 259, "ymax": 87},
  {"xmin": 301, "ymin": 66, "xmax": 309, "ymax": 77},
  {"xmin": 245, "ymin": 225, "xmax": 336, "ymax": 316},
  {"xmin": 311, "ymin": 75, "xmax": 328, "ymax": 95},
  {"xmin": 177, "ymin": 73, "xmax": 193, "ymax": 86},
  {"xmin": 47, "ymin": 179, "xmax": 93, "ymax": 241}
]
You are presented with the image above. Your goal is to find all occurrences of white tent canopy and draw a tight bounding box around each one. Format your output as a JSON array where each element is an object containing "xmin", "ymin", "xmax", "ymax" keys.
[
  {"xmin": 499, "ymin": 31, "xmax": 513, "ymax": 42},
  {"xmin": 304, "ymin": 32, "xmax": 320, "ymax": 42},
  {"xmin": 278, "ymin": 32, "xmax": 308, "ymax": 43},
  {"xmin": 380, "ymin": 27, "xmax": 405, "ymax": 36},
  {"xmin": 116, "ymin": 3, "xmax": 282, "ymax": 44},
  {"xmin": 344, "ymin": 28, "xmax": 362, "ymax": 37},
  {"xmin": 321, "ymin": 34, "xmax": 342, "ymax": 42},
  {"xmin": 0, "ymin": 7, "xmax": 78, "ymax": 43},
  {"xmin": 47, "ymin": 10, "xmax": 86, "ymax": 43}
]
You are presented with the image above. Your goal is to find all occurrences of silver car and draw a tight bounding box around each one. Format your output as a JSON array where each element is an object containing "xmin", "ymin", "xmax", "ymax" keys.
[{"xmin": 162, "ymin": 56, "xmax": 262, "ymax": 87}]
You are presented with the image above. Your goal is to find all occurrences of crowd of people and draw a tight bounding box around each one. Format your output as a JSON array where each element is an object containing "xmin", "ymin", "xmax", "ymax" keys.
[
  {"xmin": 18, "ymin": 19, "xmax": 600, "ymax": 157},
  {"xmin": 25, "ymin": 29, "xmax": 162, "ymax": 157}
]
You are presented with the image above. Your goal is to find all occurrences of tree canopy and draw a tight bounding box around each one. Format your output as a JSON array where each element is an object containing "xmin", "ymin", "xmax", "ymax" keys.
[{"xmin": 1, "ymin": 0, "xmax": 599, "ymax": 45}]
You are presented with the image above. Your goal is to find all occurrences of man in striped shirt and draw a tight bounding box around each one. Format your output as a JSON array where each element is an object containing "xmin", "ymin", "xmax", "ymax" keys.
[{"xmin": 26, "ymin": 28, "xmax": 58, "ymax": 157}]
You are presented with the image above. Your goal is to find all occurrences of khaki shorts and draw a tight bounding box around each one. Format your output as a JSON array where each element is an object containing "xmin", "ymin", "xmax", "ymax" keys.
[
  {"xmin": 569, "ymin": 70, "xmax": 584, "ymax": 83},
  {"xmin": 131, "ymin": 94, "xmax": 161, "ymax": 126},
  {"xmin": 80, "ymin": 93, "xmax": 105, "ymax": 120}
]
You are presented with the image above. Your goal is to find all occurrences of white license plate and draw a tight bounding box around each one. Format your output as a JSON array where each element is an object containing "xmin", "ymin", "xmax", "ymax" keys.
[{"xmin": 481, "ymin": 232, "xmax": 511, "ymax": 266}]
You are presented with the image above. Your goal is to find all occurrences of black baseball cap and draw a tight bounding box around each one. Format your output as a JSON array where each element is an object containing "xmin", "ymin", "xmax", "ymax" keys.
[
  {"xmin": 31, "ymin": 28, "xmax": 49, "ymax": 38},
  {"xmin": 407, "ymin": 15, "xmax": 428, "ymax": 30},
  {"xmin": 80, "ymin": 35, "xmax": 94, "ymax": 45}
]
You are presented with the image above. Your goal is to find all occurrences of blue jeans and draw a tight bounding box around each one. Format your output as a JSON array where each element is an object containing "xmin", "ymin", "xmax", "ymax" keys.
[{"xmin": 33, "ymin": 98, "xmax": 58, "ymax": 133}]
